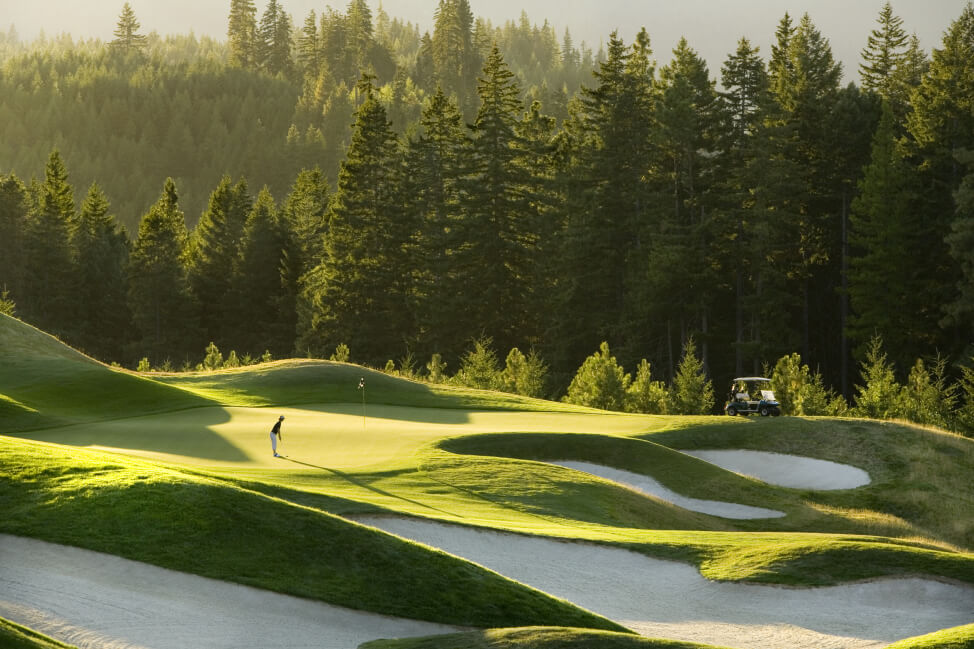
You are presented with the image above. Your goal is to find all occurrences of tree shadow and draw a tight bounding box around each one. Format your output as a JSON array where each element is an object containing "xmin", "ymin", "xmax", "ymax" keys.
[{"xmin": 280, "ymin": 456, "xmax": 459, "ymax": 517}]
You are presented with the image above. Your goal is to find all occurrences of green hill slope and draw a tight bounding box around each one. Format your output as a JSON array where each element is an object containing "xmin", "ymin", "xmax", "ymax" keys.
[{"xmin": 0, "ymin": 314, "xmax": 210, "ymax": 431}]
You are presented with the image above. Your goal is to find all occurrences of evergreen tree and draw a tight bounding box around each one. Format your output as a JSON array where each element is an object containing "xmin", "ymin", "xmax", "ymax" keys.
[
  {"xmin": 644, "ymin": 37, "xmax": 718, "ymax": 372},
  {"xmin": 625, "ymin": 359, "xmax": 669, "ymax": 414},
  {"xmin": 852, "ymin": 334, "xmax": 900, "ymax": 419},
  {"xmin": 552, "ymin": 32, "xmax": 654, "ymax": 373},
  {"xmin": 72, "ymin": 183, "xmax": 131, "ymax": 361},
  {"xmin": 233, "ymin": 186, "xmax": 292, "ymax": 355},
  {"xmin": 23, "ymin": 150, "xmax": 76, "ymax": 337},
  {"xmin": 945, "ymin": 150, "xmax": 974, "ymax": 339},
  {"xmin": 258, "ymin": 0, "xmax": 293, "ymax": 77},
  {"xmin": 406, "ymin": 87, "xmax": 468, "ymax": 360},
  {"xmin": 456, "ymin": 45, "xmax": 534, "ymax": 355},
  {"xmin": 562, "ymin": 341, "xmax": 630, "ymax": 411},
  {"xmin": 848, "ymin": 101, "xmax": 931, "ymax": 370},
  {"xmin": 110, "ymin": 2, "xmax": 147, "ymax": 54},
  {"xmin": 432, "ymin": 0, "xmax": 480, "ymax": 119},
  {"xmin": 297, "ymin": 10, "xmax": 320, "ymax": 81},
  {"xmin": 128, "ymin": 178, "xmax": 193, "ymax": 362},
  {"xmin": 186, "ymin": 176, "xmax": 252, "ymax": 349},
  {"xmin": 228, "ymin": 0, "xmax": 259, "ymax": 69},
  {"xmin": 668, "ymin": 337, "xmax": 715, "ymax": 415},
  {"xmin": 0, "ymin": 174, "xmax": 28, "ymax": 303},
  {"xmin": 909, "ymin": 4, "xmax": 974, "ymax": 352},
  {"xmin": 860, "ymin": 2, "xmax": 909, "ymax": 100},
  {"xmin": 300, "ymin": 76, "xmax": 410, "ymax": 364}
]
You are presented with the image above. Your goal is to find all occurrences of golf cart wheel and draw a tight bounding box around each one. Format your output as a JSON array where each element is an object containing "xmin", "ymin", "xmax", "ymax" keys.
[
  {"xmin": 726, "ymin": 405, "xmax": 737, "ymax": 416},
  {"xmin": 759, "ymin": 406, "xmax": 770, "ymax": 417}
]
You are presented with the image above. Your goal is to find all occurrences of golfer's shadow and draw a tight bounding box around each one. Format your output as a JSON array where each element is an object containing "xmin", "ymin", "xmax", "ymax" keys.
[{"xmin": 279, "ymin": 456, "xmax": 457, "ymax": 517}]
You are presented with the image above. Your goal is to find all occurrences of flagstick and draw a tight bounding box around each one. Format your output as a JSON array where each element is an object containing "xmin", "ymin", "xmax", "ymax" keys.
[{"xmin": 358, "ymin": 378, "xmax": 366, "ymax": 431}]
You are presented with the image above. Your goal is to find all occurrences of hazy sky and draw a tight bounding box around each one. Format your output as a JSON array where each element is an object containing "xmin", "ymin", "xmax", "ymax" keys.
[{"xmin": 4, "ymin": 1, "xmax": 969, "ymax": 83}]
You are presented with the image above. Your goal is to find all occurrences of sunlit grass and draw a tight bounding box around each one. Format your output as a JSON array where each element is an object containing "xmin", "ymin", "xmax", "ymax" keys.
[{"xmin": 361, "ymin": 627, "xmax": 732, "ymax": 649}]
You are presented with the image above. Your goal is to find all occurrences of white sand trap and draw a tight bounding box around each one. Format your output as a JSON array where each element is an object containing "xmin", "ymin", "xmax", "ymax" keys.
[
  {"xmin": 355, "ymin": 516, "xmax": 974, "ymax": 649},
  {"xmin": 0, "ymin": 534, "xmax": 458, "ymax": 649},
  {"xmin": 683, "ymin": 450, "xmax": 871, "ymax": 490},
  {"xmin": 552, "ymin": 460, "xmax": 785, "ymax": 519}
]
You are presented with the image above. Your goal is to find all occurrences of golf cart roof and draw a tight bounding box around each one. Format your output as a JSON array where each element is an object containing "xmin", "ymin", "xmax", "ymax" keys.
[{"xmin": 732, "ymin": 377, "xmax": 771, "ymax": 382}]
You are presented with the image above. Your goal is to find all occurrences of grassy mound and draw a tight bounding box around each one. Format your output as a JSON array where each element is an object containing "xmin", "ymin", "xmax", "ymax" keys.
[
  {"xmin": 0, "ymin": 436, "xmax": 624, "ymax": 632},
  {"xmin": 361, "ymin": 627, "xmax": 731, "ymax": 649},
  {"xmin": 0, "ymin": 314, "xmax": 210, "ymax": 431},
  {"xmin": 886, "ymin": 624, "xmax": 974, "ymax": 649}
]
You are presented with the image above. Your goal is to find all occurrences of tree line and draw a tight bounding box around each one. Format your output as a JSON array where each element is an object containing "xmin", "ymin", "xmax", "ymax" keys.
[{"xmin": 2, "ymin": 2, "xmax": 974, "ymax": 420}]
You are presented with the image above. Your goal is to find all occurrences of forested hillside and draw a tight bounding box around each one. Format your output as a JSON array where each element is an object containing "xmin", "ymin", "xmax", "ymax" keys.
[{"xmin": 1, "ymin": 0, "xmax": 973, "ymax": 416}]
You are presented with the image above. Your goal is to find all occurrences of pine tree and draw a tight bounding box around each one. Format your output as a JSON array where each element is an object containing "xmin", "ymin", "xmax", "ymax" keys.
[
  {"xmin": 300, "ymin": 76, "xmax": 410, "ymax": 363},
  {"xmin": 456, "ymin": 45, "xmax": 533, "ymax": 355},
  {"xmin": 552, "ymin": 32, "xmax": 654, "ymax": 372},
  {"xmin": 645, "ymin": 37, "xmax": 719, "ymax": 371},
  {"xmin": 111, "ymin": 2, "xmax": 147, "ymax": 54},
  {"xmin": 860, "ymin": 2, "xmax": 909, "ymax": 99},
  {"xmin": 406, "ymin": 87, "xmax": 468, "ymax": 360},
  {"xmin": 562, "ymin": 341, "xmax": 631, "ymax": 411},
  {"xmin": 228, "ymin": 0, "xmax": 258, "ymax": 69},
  {"xmin": 908, "ymin": 4, "xmax": 974, "ymax": 351},
  {"xmin": 72, "ymin": 183, "xmax": 131, "ymax": 360},
  {"xmin": 297, "ymin": 10, "xmax": 320, "ymax": 81},
  {"xmin": 23, "ymin": 150, "xmax": 76, "ymax": 337},
  {"xmin": 186, "ymin": 176, "xmax": 251, "ymax": 349},
  {"xmin": 668, "ymin": 337, "xmax": 715, "ymax": 415},
  {"xmin": 128, "ymin": 178, "xmax": 194, "ymax": 362},
  {"xmin": 0, "ymin": 174, "xmax": 28, "ymax": 303},
  {"xmin": 233, "ymin": 187, "xmax": 292, "ymax": 355},
  {"xmin": 432, "ymin": 0, "xmax": 479, "ymax": 119},
  {"xmin": 848, "ymin": 101, "xmax": 932, "ymax": 369}
]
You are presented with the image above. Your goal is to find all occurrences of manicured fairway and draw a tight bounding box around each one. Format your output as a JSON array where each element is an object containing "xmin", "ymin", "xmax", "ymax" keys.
[{"xmin": 16, "ymin": 403, "xmax": 654, "ymax": 469}]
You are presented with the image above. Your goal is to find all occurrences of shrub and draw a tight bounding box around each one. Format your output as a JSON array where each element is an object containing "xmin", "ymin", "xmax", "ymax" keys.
[
  {"xmin": 669, "ymin": 338, "xmax": 714, "ymax": 415},
  {"xmin": 897, "ymin": 356, "xmax": 956, "ymax": 429},
  {"xmin": 500, "ymin": 348, "xmax": 549, "ymax": 398},
  {"xmin": 202, "ymin": 342, "xmax": 223, "ymax": 371},
  {"xmin": 330, "ymin": 343, "xmax": 350, "ymax": 363},
  {"xmin": 136, "ymin": 357, "xmax": 151, "ymax": 372},
  {"xmin": 223, "ymin": 350, "xmax": 240, "ymax": 369},
  {"xmin": 853, "ymin": 335, "xmax": 900, "ymax": 419},
  {"xmin": 454, "ymin": 337, "xmax": 501, "ymax": 390},
  {"xmin": 426, "ymin": 352, "xmax": 447, "ymax": 383},
  {"xmin": 0, "ymin": 289, "xmax": 15, "ymax": 316},
  {"xmin": 771, "ymin": 352, "xmax": 847, "ymax": 416},
  {"xmin": 562, "ymin": 342, "xmax": 630, "ymax": 411},
  {"xmin": 625, "ymin": 359, "xmax": 668, "ymax": 414}
]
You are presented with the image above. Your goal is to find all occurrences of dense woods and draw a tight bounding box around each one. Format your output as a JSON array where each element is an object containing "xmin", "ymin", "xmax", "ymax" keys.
[{"xmin": 2, "ymin": 1, "xmax": 974, "ymax": 428}]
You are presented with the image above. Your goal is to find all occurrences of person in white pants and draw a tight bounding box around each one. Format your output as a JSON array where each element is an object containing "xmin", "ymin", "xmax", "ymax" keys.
[{"xmin": 270, "ymin": 415, "xmax": 284, "ymax": 457}]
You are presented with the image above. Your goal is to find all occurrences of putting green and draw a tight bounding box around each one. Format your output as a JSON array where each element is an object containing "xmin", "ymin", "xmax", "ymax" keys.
[{"xmin": 15, "ymin": 404, "xmax": 655, "ymax": 470}]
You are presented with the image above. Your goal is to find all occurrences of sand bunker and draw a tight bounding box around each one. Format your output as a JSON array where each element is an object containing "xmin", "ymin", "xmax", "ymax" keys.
[
  {"xmin": 0, "ymin": 534, "xmax": 457, "ymax": 649},
  {"xmin": 682, "ymin": 450, "xmax": 871, "ymax": 490},
  {"xmin": 551, "ymin": 460, "xmax": 785, "ymax": 519},
  {"xmin": 355, "ymin": 516, "xmax": 974, "ymax": 649}
]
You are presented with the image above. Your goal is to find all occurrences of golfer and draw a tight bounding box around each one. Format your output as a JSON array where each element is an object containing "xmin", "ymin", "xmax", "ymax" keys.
[{"xmin": 270, "ymin": 415, "xmax": 284, "ymax": 457}]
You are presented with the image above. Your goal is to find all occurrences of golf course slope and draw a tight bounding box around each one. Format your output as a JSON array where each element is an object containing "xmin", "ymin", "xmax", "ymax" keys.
[{"xmin": 2, "ymin": 313, "xmax": 973, "ymax": 649}]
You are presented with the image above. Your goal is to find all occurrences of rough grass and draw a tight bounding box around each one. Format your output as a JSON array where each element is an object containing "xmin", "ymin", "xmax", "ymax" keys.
[
  {"xmin": 0, "ymin": 618, "xmax": 78, "ymax": 649},
  {"xmin": 0, "ymin": 436, "xmax": 625, "ymax": 632}
]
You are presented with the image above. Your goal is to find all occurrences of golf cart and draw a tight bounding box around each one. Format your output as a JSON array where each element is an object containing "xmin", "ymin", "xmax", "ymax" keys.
[{"xmin": 725, "ymin": 377, "xmax": 781, "ymax": 417}]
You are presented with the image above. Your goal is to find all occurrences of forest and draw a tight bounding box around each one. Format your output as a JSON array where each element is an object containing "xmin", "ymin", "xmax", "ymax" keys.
[{"xmin": 1, "ymin": 0, "xmax": 974, "ymax": 426}]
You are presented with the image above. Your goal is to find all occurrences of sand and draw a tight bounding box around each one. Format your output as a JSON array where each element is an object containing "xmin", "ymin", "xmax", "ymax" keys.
[
  {"xmin": 551, "ymin": 460, "xmax": 786, "ymax": 519},
  {"xmin": 0, "ymin": 534, "xmax": 458, "ymax": 649},
  {"xmin": 353, "ymin": 515, "xmax": 974, "ymax": 649},
  {"xmin": 682, "ymin": 450, "xmax": 872, "ymax": 490},
  {"xmin": 2, "ymin": 451, "xmax": 967, "ymax": 649}
]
